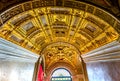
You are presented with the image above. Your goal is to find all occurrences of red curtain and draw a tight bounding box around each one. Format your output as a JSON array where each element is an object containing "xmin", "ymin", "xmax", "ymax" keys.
[{"xmin": 37, "ymin": 65, "xmax": 44, "ymax": 81}]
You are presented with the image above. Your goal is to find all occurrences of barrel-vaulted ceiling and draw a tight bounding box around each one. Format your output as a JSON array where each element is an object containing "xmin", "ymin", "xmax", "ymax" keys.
[
  {"xmin": 0, "ymin": 0, "xmax": 120, "ymax": 74},
  {"xmin": 42, "ymin": 42, "xmax": 82, "ymax": 74}
]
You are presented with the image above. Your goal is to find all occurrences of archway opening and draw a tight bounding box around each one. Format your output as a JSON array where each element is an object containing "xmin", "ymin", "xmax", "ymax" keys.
[{"xmin": 51, "ymin": 68, "xmax": 72, "ymax": 81}]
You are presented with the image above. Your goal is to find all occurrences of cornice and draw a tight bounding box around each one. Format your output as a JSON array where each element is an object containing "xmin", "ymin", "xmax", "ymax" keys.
[
  {"xmin": 81, "ymin": 40, "xmax": 120, "ymax": 63},
  {"xmin": 0, "ymin": 38, "xmax": 39, "ymax": 62}
]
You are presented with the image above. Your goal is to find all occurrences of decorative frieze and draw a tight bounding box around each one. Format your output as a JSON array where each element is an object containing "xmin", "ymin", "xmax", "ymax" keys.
[
  {"xmin": 23, "ymin": 2, "xmax": 32, "ymax": 11},
  {"xmin": 0, "ymin": 18, "xmax": 2, "ymax": 27},
  {"xmin": 44, "ymin": 0, "xmax": 54, "ymax": 6},
  {"xmin": 94, "ymin": 9, "xmax": 115, "ymax": 26},
  {"xmin": 86, "ymin": 5, "xmax": 94, "ymax": 14},
  {"xmin": 114, "ymin": 21, "xmax": 120, "ymax": 33},
  {"xmin": 56, "ymin": 0, "xmax": 63, "ymax": 6},
  {"xmin": 0, "ymin": 0, "xmax": 118, "ymax": 29},
  {"xmin": 32, "ymin": 0, "xmax": 45, "ymax": 8},
  {"xmin": 1, "ymin": 5, "xmax": 23, "ymax": 23},
  {"xmin": 64, "ymin": 0, "xmax": 86, "ymax": 10}
]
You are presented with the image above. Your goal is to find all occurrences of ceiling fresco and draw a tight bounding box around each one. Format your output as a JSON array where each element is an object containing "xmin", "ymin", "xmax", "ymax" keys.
[{"xmin": 42, "ymin": 42, "xmax": 82, "ymax": 74}]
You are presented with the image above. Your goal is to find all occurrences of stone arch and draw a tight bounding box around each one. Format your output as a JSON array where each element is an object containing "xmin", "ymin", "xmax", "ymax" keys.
[
  {"xmin": 44, "ymin": 62, "xmax": 78, "ymax": 81},
  {"xmin": 46, "ymin": 62, "xmax": 77, "ymax": 76}
]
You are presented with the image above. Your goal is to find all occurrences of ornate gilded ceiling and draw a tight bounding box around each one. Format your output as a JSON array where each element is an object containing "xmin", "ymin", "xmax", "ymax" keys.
[
  {"xmin": 42, "ymin": 42, "xmax": 82, "ymax": 74},
  {"xmin": 0, "ymin": 0, "xmax": 119, "ymax": 54},
  {"xmin": 0, "ymin": 0, "xmax": 120, "ymax": 74}
]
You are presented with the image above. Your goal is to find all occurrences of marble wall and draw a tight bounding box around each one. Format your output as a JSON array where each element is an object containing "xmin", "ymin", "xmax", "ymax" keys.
[
  {"xmin": 0, "ymin": 61, "xmax": 35, "ymax": 81},
  {"xmin": 0, "ymin": 38, "xmax": 39, "ymax": 81},
  {"xmin": 86, "ymin": 61, "xmax": 120, "ymax": 81}
]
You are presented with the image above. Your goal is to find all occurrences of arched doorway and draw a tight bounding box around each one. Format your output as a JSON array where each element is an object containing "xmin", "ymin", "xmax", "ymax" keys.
[
  {"xmin": 42, "ymin": 42, "xmax": 85, "ymax": 81},
  {"xmin": 51, "ymin": 68, "xmax": 72, "ymax": 81}
]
